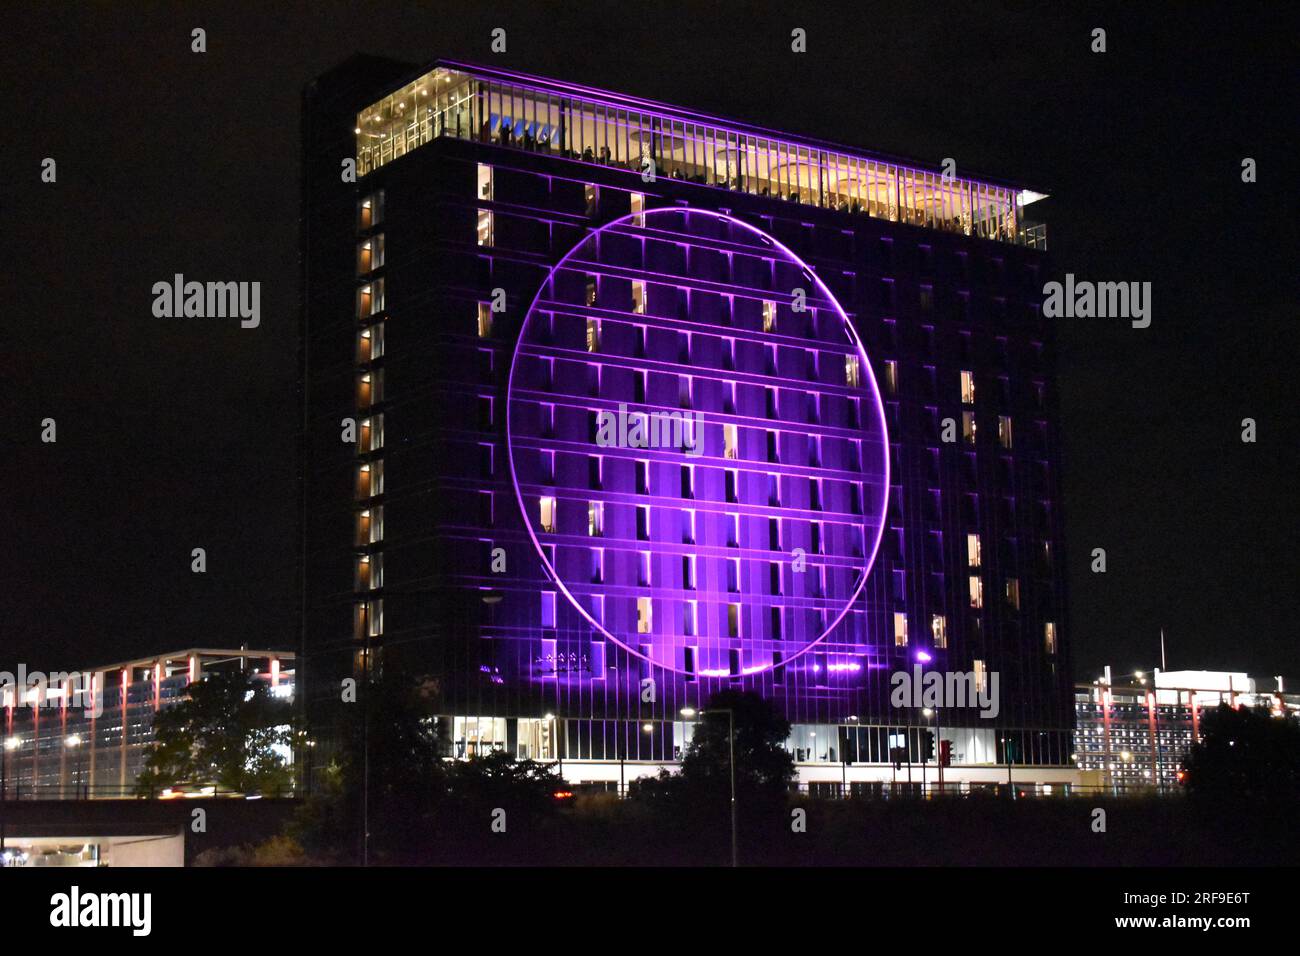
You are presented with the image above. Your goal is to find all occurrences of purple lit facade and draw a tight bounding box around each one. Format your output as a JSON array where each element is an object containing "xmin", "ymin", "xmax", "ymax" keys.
[
  {"xmin": 507, "ymin": 207, "xmax": 890, "ymax": 681},
  {"xmin": 301, "ymin": 57, "xmax": 1073, "ymax": 785}
]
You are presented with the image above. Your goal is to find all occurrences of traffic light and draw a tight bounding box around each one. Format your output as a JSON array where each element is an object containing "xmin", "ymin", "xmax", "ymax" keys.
[
  {"xmin": 939, "ymin": 740, "xmax": 952, "ymax": 768},
  {"xmin": 889, "ymin": 746, "xmax": 907, "ymax": 770},
  {"xmin": 922, "ymin": 729, "xmax": 935, "ymax": 762}
]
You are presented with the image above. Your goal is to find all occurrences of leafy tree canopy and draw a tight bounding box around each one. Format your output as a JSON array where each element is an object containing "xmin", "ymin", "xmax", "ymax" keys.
[
  {"xmin": 1181, "ymin": 704, "xmax": 1300, "ymax": 805},
  {"xmin": 136, "ymin": 669, "xmax": 302, "ymax": 796},
  {"xmin": 678, "ymin": 689, "xmax": 796, "ymax": 798}
]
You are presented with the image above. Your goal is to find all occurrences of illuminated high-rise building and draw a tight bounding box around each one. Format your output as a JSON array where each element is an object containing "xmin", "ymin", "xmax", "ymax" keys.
[{"xmin": 300, "ymin": 56, "xmax": 1073, "ymax": 792}]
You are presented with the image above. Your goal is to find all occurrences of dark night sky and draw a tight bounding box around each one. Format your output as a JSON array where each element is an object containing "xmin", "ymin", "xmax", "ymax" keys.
[{"xmin": 3, "ymin": 2, "xmax": 1296, "ymax": 682}]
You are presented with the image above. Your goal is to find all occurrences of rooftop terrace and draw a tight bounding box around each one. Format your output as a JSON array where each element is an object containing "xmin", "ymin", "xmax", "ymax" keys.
[{"xmin": 356, "ymin": 60, "xmax": 1047, "ymax": 250}]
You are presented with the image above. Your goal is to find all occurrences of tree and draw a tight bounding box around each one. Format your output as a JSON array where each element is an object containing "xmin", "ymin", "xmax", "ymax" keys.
[
  {"xmin": 445, "ymin": 749, "xmax": 559, "ymax": 808},
  {"xmin": 625, "ymin": 691, "xmax": 796, "ymax": 863},
  {"xmin": 290, "ymin": 674, "xmax": 561, "ymax": 864},
  {"xmin": 135, "ymin": 669, "xmax": 302, "ymax": 797},
  {"xmin": 679, "ymin": 689, "xmax": 797, "ymax": 799},
  {"xmin": 1181, "ymin": 704, "xmax": 1300, "ymax": 805},
  {"xmin": 292, "ymin": 672, "xmax": 448, "ymax": 862}
]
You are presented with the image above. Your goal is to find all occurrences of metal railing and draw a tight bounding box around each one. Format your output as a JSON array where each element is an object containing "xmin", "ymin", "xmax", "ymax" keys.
[
  {"xmin": 0, "ymin": 783, "xmax": 300, "ymax": 801},
  {"xmin": 358, "ymin": 96, "xmax": 1045, "ymax": 251},
  {"xmin": 792, "ymin": 781, "xmax": 1167, "ymax": 799},
  {"xmin": 1018, "ymin": 221, "xmax": 1047, "ymax": 250}
]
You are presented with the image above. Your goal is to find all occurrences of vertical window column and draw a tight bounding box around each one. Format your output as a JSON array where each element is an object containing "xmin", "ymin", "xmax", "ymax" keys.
[{"xmin": 356, "ymin": 192, "xmax": 385, "ymax": 649}]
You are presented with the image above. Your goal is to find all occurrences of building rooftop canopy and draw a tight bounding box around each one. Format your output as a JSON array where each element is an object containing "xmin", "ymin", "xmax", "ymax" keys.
[{"xmin": 355, "ymin": 59, "xmax": 1047, "ymax": 249}]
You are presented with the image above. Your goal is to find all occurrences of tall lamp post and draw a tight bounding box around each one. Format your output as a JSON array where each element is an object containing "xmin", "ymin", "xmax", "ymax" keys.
[
  {"xmin": 545, "ymin": 713, "xmax": 563, "ymax": 781},
  {"xmin": 681, "ymin": 707, "xmax": 736, "ymax": 868},
  {"xmin": 2, "ymin": 736, "xmax": 22, "ymax": 852},
  {"xmin": 65, "ymin": 735, "xmax": 83, "ymax": 800}
]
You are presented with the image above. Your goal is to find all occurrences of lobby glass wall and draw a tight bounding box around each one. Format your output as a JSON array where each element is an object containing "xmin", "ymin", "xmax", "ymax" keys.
[
  {"xmin": 442, "ymin": 714, "xmax": 1069, "ymax": 768},
  {"xmin": 356, "ymin": 67, "xmax": 1024, "ymax": 245}
]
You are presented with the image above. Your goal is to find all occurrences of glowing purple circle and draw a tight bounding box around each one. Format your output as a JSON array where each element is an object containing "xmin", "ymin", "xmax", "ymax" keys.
[{"xmin": 506, "ymin": 207, "xmax": 889, "ymax": 675}]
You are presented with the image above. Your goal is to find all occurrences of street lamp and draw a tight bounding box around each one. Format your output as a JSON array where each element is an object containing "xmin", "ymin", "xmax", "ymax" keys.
[
  {"xmin": 681, "ymin": 706, "xmax": 736, "ymax": 867},
  {"xmin": 65, "ymin": 735, "xmax": 84, "ymax": 800},
  {"xmin": 2, "ymin": 736, "xmax": 21, "ymax": 852}
]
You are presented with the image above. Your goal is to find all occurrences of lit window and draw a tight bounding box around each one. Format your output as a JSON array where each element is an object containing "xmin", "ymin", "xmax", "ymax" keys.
[
  {"xmin": 968, "ymin": 575, "xmax": 983, "ymax": 608},
  {"xmin": 587, "ymin": 501, "xmax": 604, "ymax": 537},
  {"xmin": 477, "ymin": 163, "xmax": 493, "ymax": 201},
  {"xmin": 637, "ymin": 597, "xmax": 653, "ymax": 634},
  {"xmin": 476, "ymin": 209, "xmax": 493, "ymax": 246},
  {"xmin": 358, "ymin": 461, "xmax": 383, "ymax": 497},
  {"xmin": 630, "ymin": 191, "xmax": 645, "ymax": 226},
  {"xmin": 727, "ymin": 604, "xmax": 740, "ymax": 638},
  {"xmin": 998, "ymin": 415, "xmax": 1013, "ymax": 449},
  {"xmin": 585, "ymin": 183, "xmax": 599, "ymax": 216},
  {"xmin": 960, "ymin": 370, "xmax": 976, "ymax": 405},
  {"xmin": 477, "ymin": 302, "xmax": 493, "ymax": 338},
  {"xmin": 893, "ymin": 612, "xmax": 908, "ymax": 647},
  {"xmin": 1005, "ymin": 578, "xmax": 1020, "ymax": 610},
  {"xmin": 762, "ymin": 300, "xmax": 776, "ymax": 333},
  {"xmin": 586, "ymin": 317, "xmax": 601, "ymax": 352},
  {"xmin": 632, "ymin": 280, "xmax": 646, "ymax": 315},
  {"xmin": 883, "ymin": 359, "xmax": 898, "ymax": 394},
  {"xmin": 357, "ymin": 235, "xmax": 383, "ymax": 274},
  {"xmin": 358, "ymin": 192, "xmax": 383, "ymax": 230},
  {"xmin": 1044, "ymin": 622, "xmax": 1057, "ymax": 654},
  {"xmin": 357, "ymin": 279, "xmax": 384, "ymax": 317},
  {"xmin": 845, "ymin": 354, "xmax": 861, "ymax": 388},
  {"xmin": 931, "ymin": 614, "xmax": 947, "ymax": 648},
  {"xmin": 357, "ymin": 324, "xmax": 384, "ymax": 362},
  {"xmin": 361, "ymin": 415, "xmax": 383, "ymax": 451},
  {"xmin": 956, "ymin": 413, "xmax": 977, "ymax": 447},
  {"xmin": 974, "ymin": 659, "xmax": 988, "ymax": 695},
  {"xmin": 539, "ymin": 496, "xmax": 557, "ymax": 534},
  {"xmin": 967, "ymin": 533, "xmax": 981, "ymax": 568},
  {"xmin": 723, "ymin": 423, "xmax": 739, "ymax": 460}
]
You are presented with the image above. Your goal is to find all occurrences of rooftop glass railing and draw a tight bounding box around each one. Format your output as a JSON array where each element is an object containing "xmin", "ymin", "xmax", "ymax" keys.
[{"xmin": 357, "ymin": 64, "xmax": 1046, "ymax": 250}]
